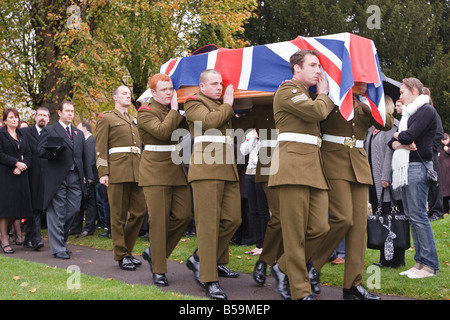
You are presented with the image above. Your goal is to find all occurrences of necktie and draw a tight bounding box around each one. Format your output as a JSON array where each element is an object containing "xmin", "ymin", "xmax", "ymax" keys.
[{"xmin": 66, "ymin": 126, "xmax": 73, "ymax": 140}]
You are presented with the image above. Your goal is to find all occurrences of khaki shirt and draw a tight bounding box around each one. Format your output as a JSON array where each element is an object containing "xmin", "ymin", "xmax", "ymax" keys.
[
  {"xmin": 95, "ymin": 108, "xmax": 141, "ymax": 183},
  {"xmin": 137, "ymin": 98, "xmax": 188, "ymax": 186},
  {"xmin": 268, "ymin": 78, "xmax": 335, "ymax": 189},
  {"xmin": 184, "ymin": 91, "xmax": 239, "ymax": 183},
  {"xmin": 320, "ymin": 101, "xmax": 394, "ymax": 184}
]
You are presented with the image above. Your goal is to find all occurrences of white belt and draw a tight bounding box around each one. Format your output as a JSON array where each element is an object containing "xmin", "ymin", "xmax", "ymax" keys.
[
  {"xmin": 144, "ymin": 144, "xmax": 179, "ymax": 152},
  {"xmin": 260, "ymin": 140, "xmax": 277, "ymax": 148},
  {"xmin": 322, "ymin": 134, "xmax": 364, "ymax": 148},
  {"xmin": 194, "ymin": 135, "xmax": 233, "ymax": 145},
  {"xmin": 277, "ymin": 132, "xmax": 321, "ymax": 146},
  {"xmin": 108, "ymin": 146, "xmax": 141, "ymax": 155}
]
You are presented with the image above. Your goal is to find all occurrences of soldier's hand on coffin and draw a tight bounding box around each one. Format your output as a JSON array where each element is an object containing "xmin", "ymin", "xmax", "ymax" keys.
[
  {"xmin": 223, "ymin": 84, "xmax": 234, "ymax": 106},
  {"xmin": 171, "ymin": 90, "xmax": 179, "ymax": 111},
  {"xmin": 316, "ymin": 73, "xmax": 329, "ymax": 95}
]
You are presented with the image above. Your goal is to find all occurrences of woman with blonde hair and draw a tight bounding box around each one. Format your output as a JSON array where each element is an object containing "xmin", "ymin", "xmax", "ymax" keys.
[{"xmin": 388, "ymin": 78, "xmax": 440, "ymax": 278}]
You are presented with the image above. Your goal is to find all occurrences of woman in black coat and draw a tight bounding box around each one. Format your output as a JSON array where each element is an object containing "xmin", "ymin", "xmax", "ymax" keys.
[{"xmin": 0, "ymin": 108, "xmax": 32, "ymax": 254}]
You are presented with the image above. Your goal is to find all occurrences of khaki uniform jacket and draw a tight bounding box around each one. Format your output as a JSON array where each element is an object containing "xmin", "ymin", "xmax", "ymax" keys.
[
  {"xmin": 184, "ymin": 91, "xmax": 239, "ymax": 183},
  {"xmin": 137, "ymin": 98, "xmax": 188, "ymax": 186},
  {"xmin": 95, "ymin": 108, "xmax": 141, "ymax": 183},
  {"xmin": 320, "ymin": 102, "xmax": 394, "ymax": 185},
  {"xmin": 268, "ymin": 78, "xmax": 335, "ymax": 189}
]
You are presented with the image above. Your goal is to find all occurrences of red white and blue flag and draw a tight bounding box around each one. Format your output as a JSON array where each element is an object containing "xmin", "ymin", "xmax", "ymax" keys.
[{"xmin": 156, "ymin": 32, "xmax": 386, "ymax": 125}]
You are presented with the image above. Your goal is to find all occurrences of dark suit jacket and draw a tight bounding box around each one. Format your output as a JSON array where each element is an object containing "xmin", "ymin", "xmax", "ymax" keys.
[
  {"xmin": 38, "ymin": 122, "xmax": 93, "ymax": 209},
  {"xmin": 21, "ymin": 125, "xmax": 47, "ymax": 211},
  {"xmin": 0, "ymin": 127, "xmax": 33, "ymax": 218},
  {"xmin": 85, "ymin": 134, "xmax": 99, "ymax": 181}
]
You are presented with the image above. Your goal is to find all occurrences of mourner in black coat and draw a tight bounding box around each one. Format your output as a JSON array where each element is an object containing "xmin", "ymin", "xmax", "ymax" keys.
[{"xmin": 37, "ymin": 102, "xmax": 93, "ymax": 259}]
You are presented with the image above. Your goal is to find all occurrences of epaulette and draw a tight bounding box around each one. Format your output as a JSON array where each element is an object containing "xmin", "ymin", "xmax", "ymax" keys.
[
  {"xmin": 184, "ymin": 95, "xmax": 198, "ymax": 103},
  {"xmin": 280, "ymin": 80, "xmax": 296, "ymax": 86},
  {"xmin": 138, "ymin": 105, "xmax": 151, "ymax": 112}
]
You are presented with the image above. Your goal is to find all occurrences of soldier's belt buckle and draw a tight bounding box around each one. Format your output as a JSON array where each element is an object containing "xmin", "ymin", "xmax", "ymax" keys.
[
  {"xmin": 317, "ymin": 137, "xmax": 322, "ymax": 147},
  {"xmin": 130, "ymin": 146, "xmax": 140, "ymax": 154},
  {"xmin": 226, "ymin": 135, "xmax": 234, "ymax": 146},
  {"xmin": 343, "ymin": 137, "xmax": 356, "ymax": 148}
]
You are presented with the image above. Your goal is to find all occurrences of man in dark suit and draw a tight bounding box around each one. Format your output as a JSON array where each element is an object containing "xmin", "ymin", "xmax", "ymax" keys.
[
  {"xmin": 38, "ymin": 101, "xmax": 93, "ymax": 259},
  {"xmin": 21, "ymin": 107, "xmax": 50, "ymax": 251},
  {"xmin": 70, "ymin": 121, "xmax": 98, "ymax": 237}
]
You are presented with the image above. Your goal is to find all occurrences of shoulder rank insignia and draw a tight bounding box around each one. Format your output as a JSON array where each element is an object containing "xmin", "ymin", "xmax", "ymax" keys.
[
  {"xmin": 138, "ymin": 105, "xmax": 151, "ymax": 112},
  {"xmin": 184, "ymin": 95, "xmax": 198, "ymax": 103}
]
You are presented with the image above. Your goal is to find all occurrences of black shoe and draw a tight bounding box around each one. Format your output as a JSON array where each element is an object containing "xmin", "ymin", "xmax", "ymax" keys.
[
  {"xmin": 153, "ymin": 273, "xmax": 168, "ymax": 287},
  {"xmin": 76, "ymin": 231, "xmax": 92, "ymax": 238},
  {"xmin": 142, "ymin": 247, "xmax": 153, "ymax": 272},
  {"xmin": 307, "ymin": 260, "xmax": 321, "ymax": 294},
  {"xmin": 217, "ymin": 264, "xmax": 239, "ymax": 278},
  {"xmin": 270, "ymin": 263, "xmax": 291, "ymax": 300},
  {"xmin": 33, "ymin": 241, "xmax": 44, "ymax": 251},
  {"xmin": 205, "ymin": 281, "xmax": 227, "ymax": 300},
  {"xmin": 253, "ymin": 260, "xmax": 267, "ymax": 285},
  {"xmin": 129, "ymin": 256, "xmax": 141, "ymax": 267},
  {"xmin": 186, "ymin": 251, "xmax": 204, "ymax": 288},
  {"xmin": 119, "ymin": 256, "xmax": 136, "ymax": 271},
  {"xmin": 343, "ymin": 284, "xmax": 381, "ymax": 300},
  {"xmin": 54, "ymin": 251, "xmax": 70, "ymax": 259},
  {"xmin": 99, "ymin": 231, "xmax": 111, "ymax": 238},
  {"xmin": 300, "ymin": 294, "xmax": 316, "ymax": 300}
]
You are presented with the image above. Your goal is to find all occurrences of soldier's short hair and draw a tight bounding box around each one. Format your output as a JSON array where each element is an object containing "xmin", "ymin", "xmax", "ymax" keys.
[
  {"xmin": 290, "ymin": 50, "xmax": 320, "ymax": 73},
  {"xmin": 149, "ymin": 73, "xmax": 172, "ymax": 90},
  {"xmin": 199, "ymin": 69, "xmax": 221, "ymax": 84}
]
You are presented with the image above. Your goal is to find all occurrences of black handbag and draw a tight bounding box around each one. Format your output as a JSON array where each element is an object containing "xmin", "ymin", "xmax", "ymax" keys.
[
  {"xmin": 416, "ymin": 151, "xmax": 439, "ymax": 186},
  {"xmin": 367, "ymin": 186, "xmax": 410, "ymax": 259}
]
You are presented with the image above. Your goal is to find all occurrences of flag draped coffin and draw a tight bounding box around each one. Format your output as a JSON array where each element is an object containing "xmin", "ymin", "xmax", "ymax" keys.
[{"xmin": 157, "ymin": 32, "xmax": 387, "ymax": 125}]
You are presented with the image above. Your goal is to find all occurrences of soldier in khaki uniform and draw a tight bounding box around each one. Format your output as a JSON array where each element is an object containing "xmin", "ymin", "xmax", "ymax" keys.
[
  {"xmin": 309, "ymin": 97, "xmax": 393, "ymax": 300},
  {"xmin": 184, "ymin": 69, "xmax": 241, "ymax": 300},
  {"xmin": 95, "ymin": 85, "xmax": 146, "ymax": 271},
  {"xmin": 233, "ymin": 105, "xmax": 283, "ymax": 285},
  {"xmin": 137, "ymin": 74, "xmax": 192, "ymax": 286},
  {"xmin": 268, "ymin": 50, "xmax": 335, "ymax": 300}
]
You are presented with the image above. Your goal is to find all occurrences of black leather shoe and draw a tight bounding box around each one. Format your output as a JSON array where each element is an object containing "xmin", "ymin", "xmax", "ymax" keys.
[
  {"xmin": 98, "ymin": 231, "xmax": 111, "ymax": 238},
  {"xmin": 119, "ymin": 256, "xmax": 136, "ymax": 271},
  {"xmin": 142, "ymin": 247, "xmax": 153, "ymax": 272},
  {"xmin": 153, "ymin": 273, "xmax": 168, "ymax": 287},
  {"xmin": 253, "ymin": 260, "xmax": 267, "ymax": 285},
  {"xmin": 301, "ymin": 294, "xmax": 316, "ymax": 300},
  {"xmin": 54, "ymin": 251, "xmax": 70, "ymax": 259},
  {"xmin": 307, "ymin": 260, "xmax": 321, "ymax": 294},
  {"xmin": 186, "ymin": 251, "xmax": 204, "ymax": 288},
  {"xmin": 270, "ymin": 263, "xmax": 291, "ymax": 300},
  {"xmin": 33, "ymin": 241, "xmax": 44, "ymax": 251},
  {"xmin": 343, "ymin": 284, "xmax": 381, "ymax": 300},
  {"xmin": 217, "ymin": 264, "xmax": 239, "ymax": 278},
  {"xmin": 129, "ymin": 255, "xmax": 141, "ymax": 267},
  {"xmin": 205, "ymin": 281, "xmax": 227, "ymax": 300}
]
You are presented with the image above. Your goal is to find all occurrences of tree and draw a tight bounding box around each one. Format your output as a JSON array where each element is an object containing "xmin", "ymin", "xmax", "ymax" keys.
[{"xmin": 243, "ymin": 0, "xmax": 449, "ymax": 131}]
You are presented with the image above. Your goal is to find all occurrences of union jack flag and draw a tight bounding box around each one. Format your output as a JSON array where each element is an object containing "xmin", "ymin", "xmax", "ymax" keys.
[{"xmin": 156, "ymin": 32, "xmax": 387, "ymax": 125}]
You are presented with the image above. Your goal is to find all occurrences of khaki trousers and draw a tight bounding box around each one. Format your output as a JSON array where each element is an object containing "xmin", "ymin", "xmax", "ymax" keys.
[
  {"xmin": 143, "ymin": 185, "xmax": 192, "ymax": 274},
  {"xmin": 191, "ymin": 180, "xmax": 241, "ymax": 283},
  {"xmin": 311, "ymin": 179, "xmax": 368, "ymax": 289},
  {"xmin": 107, "ymin": 182, "xmax": 146, "ymax": 261},
  {"xmin": 259, "ymin": 182, "xmax": 283, "ymax": 266},
  {"xmin": 277, "ymin": 185, "xmax": 329, "ymax": 300}
]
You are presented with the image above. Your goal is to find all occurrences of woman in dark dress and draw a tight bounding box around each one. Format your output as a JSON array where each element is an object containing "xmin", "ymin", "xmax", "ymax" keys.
[{"xmin": 0, "ymin": 108, "xmax": 32, "ymax": 254}]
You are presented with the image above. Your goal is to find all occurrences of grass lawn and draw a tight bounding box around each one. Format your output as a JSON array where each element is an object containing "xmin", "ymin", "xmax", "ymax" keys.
[{"xmin": 1, "ymin": 214, "xmax": 448, "ymax": 300}]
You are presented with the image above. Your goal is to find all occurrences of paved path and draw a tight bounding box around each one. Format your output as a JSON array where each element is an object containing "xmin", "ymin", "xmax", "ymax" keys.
[{"xmin": 1, "ymin": 239, "xmax": 413, "ymax": 301}]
